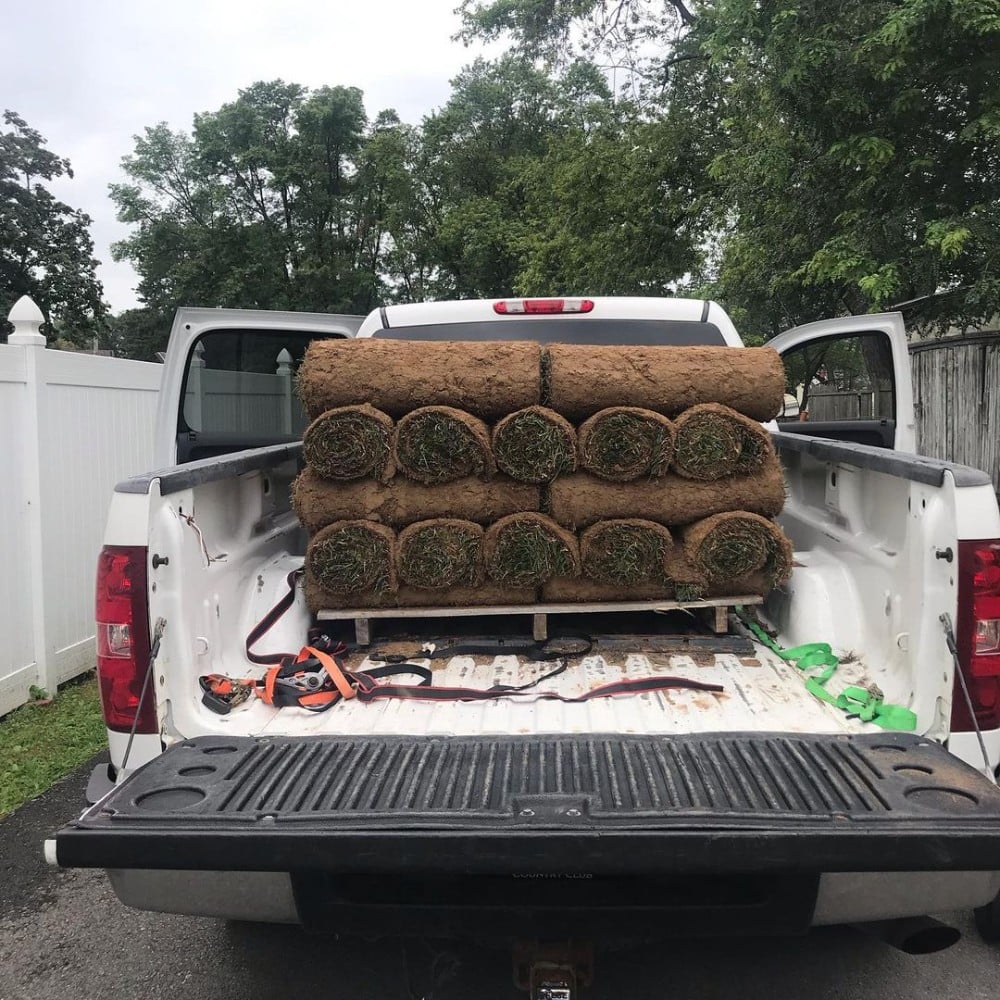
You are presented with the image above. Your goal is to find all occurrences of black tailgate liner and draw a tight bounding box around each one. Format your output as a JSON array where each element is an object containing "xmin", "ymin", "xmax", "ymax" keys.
[{"xmin": 58, "ymin": 732, "xmax": 1000, "ymax": 873}]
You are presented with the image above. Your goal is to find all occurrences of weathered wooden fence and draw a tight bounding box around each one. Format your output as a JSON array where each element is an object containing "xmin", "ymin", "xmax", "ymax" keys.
[
  {"xmin": 807, "ymin": 386, "xmax": 895, "ymax": 421},
  {"xmin": 794, "ymin": 333, "xmax": 999, "ymax": 495},
  {"xmin": 911, "ymin": 332, "xmax": 1000, "ymax": 495}
]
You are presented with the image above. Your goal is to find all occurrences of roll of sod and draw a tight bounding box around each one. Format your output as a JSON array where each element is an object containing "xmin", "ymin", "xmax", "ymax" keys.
[
  {"xmin": 672, "ymin": 403, "xmax": 774, "ymax": 481},
  {"xmin": 397, "ymin": 519, "xmax": 484, "ymax": 589},
  {"xmin": 492, "ymin": 406, "xmax": 577, "ymax": 484},
  {"xmin": 542, "ymin": 573, "xmax": 768, "ymax": 604},
  {"xmin": 546, "ymin": 344, "xmax": 785, "ymax": 421},
  {"xmin": 303, "ymin": 576, "xmax": 536, "ymax": 612},
  {"xmin": 577, "ymin": 407, "xmax": 675, "ymax": 482},
  {"xmin": 548, "ymin": 463, "xmax": 786, "ymax": 530},
  {"xmin": 682, "ymin": 512, "xmax": 793, "ymax": 587},
  {"xmin": 542, "ymin": 578, "xmax": 672, "ymax": 602},
  {"xmin": 292, "ymin": 469, "xmax": 541, "ymax": 533},
  {"xmin": 302, "ymin": 404, "xmax": 394, "ymax": 482},
  {"xmin": 304, "ymin": 520, "xmax": 396, "ymax": 597},
  {"xmin": 580, "ymin": 519, "xmax": 673, "ymax": 586},
  {"xmin": 484, "ymin": 513, "xmax": 580, "ymax": 588},
  {"xmin": 393, "ymin": 406, "xmax": 495, "ymax": 485},
  {"xmin": 298, "ymin": 339, "xmax": 541, "ymax": 421}
]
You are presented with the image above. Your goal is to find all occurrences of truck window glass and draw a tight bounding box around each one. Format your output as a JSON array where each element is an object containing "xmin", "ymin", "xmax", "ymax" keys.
[
  {"xmin": 373, "ymin": 319, "xmax": 726, "ymax": 345},
  {"xmin": 180, "ymin": 330, "xmax": 333, "ymax": 436},
  {"xmin": 779, "ymin": 332, "xmax": 896, "ymax": 423}
]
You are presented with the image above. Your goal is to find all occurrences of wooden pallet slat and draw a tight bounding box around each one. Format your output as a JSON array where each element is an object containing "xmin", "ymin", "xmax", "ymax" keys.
[{"xmin": 317, "ymin": 595, "xmax": 763, "ymax": 646}]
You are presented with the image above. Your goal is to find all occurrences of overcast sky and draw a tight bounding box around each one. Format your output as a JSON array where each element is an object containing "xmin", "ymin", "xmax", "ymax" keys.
[{"xmin": 2, "ymin": 0, "xmax": 495, "ymax": 312}]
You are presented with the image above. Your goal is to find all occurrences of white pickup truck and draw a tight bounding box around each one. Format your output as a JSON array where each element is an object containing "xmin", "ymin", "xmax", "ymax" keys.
[{"xmin": 51, "ymin": 296, "xmax": 1000, "ymax": 963}]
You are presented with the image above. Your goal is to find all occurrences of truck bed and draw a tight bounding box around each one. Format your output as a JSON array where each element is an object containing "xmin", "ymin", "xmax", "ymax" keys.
[{"xmin": 203, "ymin": 641, "xmax": 881, "ymax": 740}]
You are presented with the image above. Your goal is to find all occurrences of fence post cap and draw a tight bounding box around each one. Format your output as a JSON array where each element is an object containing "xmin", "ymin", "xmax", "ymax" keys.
[
  {"xmin": 275, "ymin": 347, "xmax": 294, "ymax": 375},
  {"xmin": 7, "ymin": 295, "xmax": 46, "ymax": 345}
]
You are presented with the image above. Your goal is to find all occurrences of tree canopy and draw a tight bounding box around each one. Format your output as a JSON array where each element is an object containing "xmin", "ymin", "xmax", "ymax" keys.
[
  {"xmin": 0, "ymin": 111, "xmax": 106, "ymax": 342},
  {"xmin": 105, "ymin": 2, "xmax": 1000, "ymax": 356},
  {"xmin": 458, "ymin": 0, "xmax": 1000, "ymax": 334}
]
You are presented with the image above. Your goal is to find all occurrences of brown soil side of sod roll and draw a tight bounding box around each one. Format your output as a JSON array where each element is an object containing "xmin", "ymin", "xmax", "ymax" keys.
[
  {"xmin": 577, "ymin": 407, "xmax": 675, "ymax": 481},
  {"xmin": 672, "ymin": 403, "xmax": 774, "ymax": 481},
  {"xmin": 548, "ymin": 461, "xmax": 786, "ymax": 530},
  {"xmin": 304, "ymin": 520, "xmax": 397, "ymax": 596},
  {"xmin": 580, "ymin": 519, "xmax": 673, "ymax": 586},
  {"xmin": 397, "ymin": 519, "xmax": 484, "ymax": 589},
  {"xmin": 303, "ymin": 576, "xmax": 535, "ymax": 612},
  {"xmin": 298, "ymin": 339, "xmax": 541, "ymax": 421},
  {"xmin": 303, "ymin": 404, "xmax": 395, "ymax": 483},
  {"xmin": 492, "ymin": 406, "xmax": 577, "ymax": 484},
  {"xmin": 292, "ymin": 469, "xmax": 541, "ymax": 533},
  {"xmin": 484, "ymin": 513, "xmax": 581, "ymax": 588},
  {"xmin": 546, "ymin": 344, "xmax": 785, "ymax": 421},
  {"xmin": 682, "ymin": 512, "xmax": 793, "ymax": 586},
  {"xmin": 541, "ymin": 572, "xmax": 769, "ymax": 603},
  {"xmin": 393, "ymin": 406, "xmax": 495, "ymax": 484}
]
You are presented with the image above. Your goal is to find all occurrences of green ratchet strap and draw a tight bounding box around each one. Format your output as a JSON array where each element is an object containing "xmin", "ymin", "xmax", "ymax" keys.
[{"xmin": 735, "ymin": 608, "xmax": 917, "ymax": 732}]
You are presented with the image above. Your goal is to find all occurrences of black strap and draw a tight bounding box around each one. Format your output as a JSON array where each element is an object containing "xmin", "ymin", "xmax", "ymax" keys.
[
  {"xmin": 240, "ymin": 576, "xmax": 722, "ymax": 710},
  {"xmin": 245, "ymin": 570, "xmax": 302, "ymax": 665},
  {"xmin": 349, "ymin": 665, "xmax": 722, "ymax": 704}
]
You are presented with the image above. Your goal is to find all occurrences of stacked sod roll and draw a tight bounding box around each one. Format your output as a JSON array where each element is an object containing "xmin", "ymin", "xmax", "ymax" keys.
[{"xmin": 293, "ymin": 337, "xmax": 793, "ymax": 612}]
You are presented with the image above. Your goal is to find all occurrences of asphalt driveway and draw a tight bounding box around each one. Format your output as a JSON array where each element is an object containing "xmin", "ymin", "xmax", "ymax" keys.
[{"xmin": 1, "ymin": 755, "xmax": 997, "ymax": 1000}]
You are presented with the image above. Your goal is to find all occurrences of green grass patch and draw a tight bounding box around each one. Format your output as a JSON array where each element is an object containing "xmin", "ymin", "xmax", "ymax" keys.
[
  {"xmin": 308, "ymin": 522, "xmax": 394, "ymax": 594},
  {"xmin": 303, "ymin": 405, "xmax": 393, "ymax": 481},
  {"xmin": 579, "ymin": 409, "xmax": 675, "ymax": 481},
  {"xmin": 394, "ymin": 407, "xmax": 494, "ymax": 484},
  {"xmin": 0, "ymin": 673, "xmax": 105, "ymax": 818},
  {"xmin": 582, "ymin": 521, "xmax": 671, "ymax": 586},
  {"xmin": 486, "ymin": 515, "xmax": 578, "ymax": 587},
  {"xmin": 493, "ymin": 408, "xmax": 577, "ymax": 484},
  {"xmin": 673, "ymin": 412, "xmax": 742, "ymax": 480},
  {"xmin": 398, "ymin": 521, "xmax": 482, "ymax": 589}
]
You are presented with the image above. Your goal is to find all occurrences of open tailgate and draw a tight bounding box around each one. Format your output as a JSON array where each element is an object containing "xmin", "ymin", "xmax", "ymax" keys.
[{"xmin": 54, "ymin": 732, "xmax": 1000, "ymax": 874}]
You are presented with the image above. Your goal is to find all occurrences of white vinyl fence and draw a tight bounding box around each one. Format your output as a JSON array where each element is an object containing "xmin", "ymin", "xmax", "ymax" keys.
[
  {"xmin": 0, "ymin": 297, "xmax": 161, "ymax": 716},
  {"xmin": 185, "ymin": 344, "xmax": 307, "ymax": 436}
]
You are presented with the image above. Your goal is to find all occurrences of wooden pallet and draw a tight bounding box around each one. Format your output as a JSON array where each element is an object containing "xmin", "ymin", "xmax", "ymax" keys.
[{"xmin": 317, "ymin": 594, "xmax": 763, "ymax": 646}]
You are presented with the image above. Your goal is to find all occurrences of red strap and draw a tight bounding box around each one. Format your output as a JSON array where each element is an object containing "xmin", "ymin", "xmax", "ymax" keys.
[{"xmin": 262, "ymin": 665, "xmax": 281, "ymax": 705}]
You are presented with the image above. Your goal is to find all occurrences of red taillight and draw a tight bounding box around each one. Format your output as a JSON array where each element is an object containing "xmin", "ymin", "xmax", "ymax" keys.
[
  {"xmin": 952, "ymin": 539, "xmax": 1000, "ymax": 731},
  {"xmin": 95, "ymin": 545, "xmax": 156, "ymax": 734},
  {"xmin": 493, "ymin": 298, "xmax": 595, "ymax": 315}
]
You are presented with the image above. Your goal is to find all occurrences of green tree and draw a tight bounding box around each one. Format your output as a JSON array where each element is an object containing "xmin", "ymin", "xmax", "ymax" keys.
[
  {"xmin": 110, "ymin": 81, "xmax": 406, "ymax": 321},
  {"xmin": 702, "ymin": 0, "xmax": 1000, "ymax": 334},
  {"xmin": 0, "ymin": 111, "xmax": 106, "ymax": 342},
  {"xmin": 417, "ymin": 55, "xmax": 564, "ymax": 297},
  {"xmin": 459, "ymin": 0, "xmax": 1000, "ymax": 335},
  {"xmin": 416, "ymin": 54, "xmax": 707, "ymax": 298},
  {"xmin": 105, "ymin": 308, "xmax": 173, "ymax": 362}
]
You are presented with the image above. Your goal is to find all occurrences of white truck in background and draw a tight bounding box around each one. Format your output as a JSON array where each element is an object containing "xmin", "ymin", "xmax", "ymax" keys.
[{"xmin": 49, "ymin": 296, "xmax": 1000, "ymax": 979}]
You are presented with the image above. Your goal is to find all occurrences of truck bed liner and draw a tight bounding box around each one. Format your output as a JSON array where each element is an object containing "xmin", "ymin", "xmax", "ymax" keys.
[
  {"xmin": 201, "ymin": 644, "xmax": 885, "ymax": 739},
  {"xmin": 58, "ymin": 732, "xmax": 1000, "ymax": 874}
]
